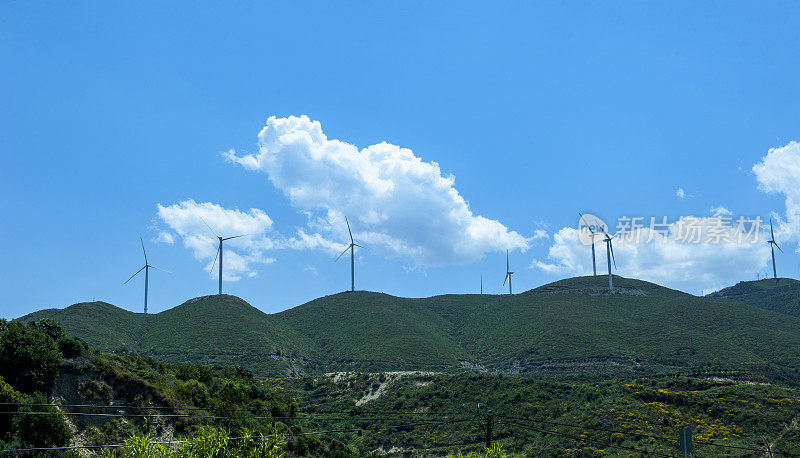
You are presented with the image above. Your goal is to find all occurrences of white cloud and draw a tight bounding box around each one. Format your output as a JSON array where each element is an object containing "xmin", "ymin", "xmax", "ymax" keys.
[
  {"xmin": 303, "ymin": 265, "xmax": 318, "ymax": 275},
  {"xmin": 154, "ymin": 231, "xmax": 175, "ymax": 245},
  {"xmin": 532, "ymin": 229, "xmax": 549, "ymax": 240},
  {"xmin": 535, "ymin": 141, "xmax": 800, "ymax": 293},
  {"xmin": 224, "ymin": 115, "xmax": 529, "ymax": 267},
  {"xmin": 155, "ymin": 200, "xmax": 276, "ymax": 281},
  {"xmin": 753, "ymin": 140, "xmax": 800, "ymax": 252},
  {"xmin": 534, "ymin": 214, "xmax": 771, "ymax": 294},
  {"xmin": 710, "ymin": 206, "xmax": 732, "ymax": 216}
]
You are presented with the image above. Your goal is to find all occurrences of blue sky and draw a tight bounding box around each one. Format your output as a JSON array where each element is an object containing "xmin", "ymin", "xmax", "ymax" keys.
[{"xmin": 2, "ymin": 1, "xmax": 799, "ymax": 318}]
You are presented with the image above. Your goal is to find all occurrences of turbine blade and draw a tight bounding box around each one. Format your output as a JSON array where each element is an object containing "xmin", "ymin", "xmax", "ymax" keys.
[
  {"xmin": 506, "ymin": 250, "xmax": 509, "ymax": 271},
  {"xmin": 770, "ymin": 218, "xmax": 775, "ymax": 240},
  {"xmin": 579, "ymin": 213, "xmax": 595, "ymax": 234},
  {"xmin": 503, "ymin": 273, "xmax": 508, "ymax": 286},
  {"xmin": 198, "ymin": 216, "xmax": 219, "ymax": 237},
  {"xmin": 148, "ymin": 265, "xmax": 171, "ymax": 273},
  {"xmin": 610, "ymin": 241, "xmax": 617, "ymax": 269},
  {"xmin": 353, "ymin": 243, "xmax": 363, "ymax": 248},
  {"xmin": 209, "ymin": 246, "xmax": 220, "ymax": 273},
  {"xmin": 774, "ymin": 240, "xmax": 784, "ymax": 253},
  {"xmin": 345, "ymin": 216, "xmax": 354, "ymax": 244},
  {"xmin": 222, "ymin": 234, "xmax": 248, "ymax": 241},
  {"xmin": 334, "ymin": 246, "xmax": 350, "ymax": 261},
  {"xmin": 140, "ymin": 237, "xmax": 147, "ymax": 264},
  {"xmin": 124, "ymin": 266, "xmax": 146, "ymax": 284}
]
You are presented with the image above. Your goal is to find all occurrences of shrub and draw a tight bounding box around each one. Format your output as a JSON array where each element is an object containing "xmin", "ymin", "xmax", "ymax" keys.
[
  {"xmin": 177, "ymin": 379, "xmax": 210, "ymax": 407},
  {"xmin": 0, "ymin": 321, "xmax": 62, "ymax": 393},
  {"xmin": 0, "ymin": 377, "xmax": 72, "ymax": 450}
]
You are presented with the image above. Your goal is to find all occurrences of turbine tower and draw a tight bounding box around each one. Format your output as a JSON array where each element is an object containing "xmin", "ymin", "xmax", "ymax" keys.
[
  {"xmin": 768, "ymin": 218, "xmax": 783, "ymax": 281},
  {"xmin": 601, "ymin": 229, "xmax": 616, "ymax": 291},
  {"xmin": 480, "ymin": 275, "xmax": 483, "ymax": 295},
  {"xmin": 200, "ymin": 217, "xmax": 246, "ymax": 295},
  {"xmin": 335, "ymin": 216, "xmax": 362, "ymax": 292},
  {"xmin": 579, "ymin": 213, "xmax": 599, "ymax": 276},
  {"xmin": 124, "ymin": 238, "xmax": 169, "ymax": 314},
  {"xmin": 503, "ymin": 250, "xmax": 514, "ymax": 295}
]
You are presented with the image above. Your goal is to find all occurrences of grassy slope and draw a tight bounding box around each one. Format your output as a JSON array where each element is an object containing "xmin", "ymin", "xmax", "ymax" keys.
[
  {"xmin": 20, "ymin": 301, "xmax": 147, "ymax": 350},
  {"xmin": 458, "ymin": 277, "xmax": 800, "ymax": 371},
  {"xmin": 17, "ymin": 277, "xmax": 800, "ymax": 379},
  {"xmin": 273, "ymin": 292, "xmax": 471, "ymax": 364},
  {"xmin": 707, "ymin": 277, "xmax": 800, "ymax": 319}
]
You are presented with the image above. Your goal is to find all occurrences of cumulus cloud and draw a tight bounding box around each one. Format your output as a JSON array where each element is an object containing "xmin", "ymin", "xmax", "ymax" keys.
[
  {"xmin": 753, "ymin": 140, "xmax": 800, "ymax": 252},
  {"xmin": 710, "ymin": 206, "xmax": 732, "ymax": 216},
  {"xmin": 155, "ymin": 200, "xmax": 276, "ymax": 281},
  {"xmin": 676, "ymin": 188, "xmax": 686, "ymax": 199},
  {"xmin": 534, "ymin": 214, "xmax": 771, "ymax": 295},
  {"xmin": 224, "ymin": 115, "xmax": 529, "ymax": 266}
]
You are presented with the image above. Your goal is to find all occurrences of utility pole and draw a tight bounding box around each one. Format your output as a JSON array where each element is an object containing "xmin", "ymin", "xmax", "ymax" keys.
[{"xmin": 485, "ymin": 409, "xmax": 493, "ymax": 448}]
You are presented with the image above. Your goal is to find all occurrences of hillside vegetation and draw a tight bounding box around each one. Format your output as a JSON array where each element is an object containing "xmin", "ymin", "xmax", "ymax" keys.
[
  {"xmin": 280, "ymin": 370, "xmax": 800, "ymax": 456},
  {"xmin": 4, "ymin": 317, "xmax": 800, "ymax": 456},
  {"xmin": 19, "ymin": 277, "xmax": 800, "ymax": 382},
  {"xmin": 707, "ymin": 277, "xmax": 800, "ymax": 319}
]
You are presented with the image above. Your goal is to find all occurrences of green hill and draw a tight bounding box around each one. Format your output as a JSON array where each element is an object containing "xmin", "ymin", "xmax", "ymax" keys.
[
  {"xmin": 707, "ymin": 277, "xmax": 800, "ymax": 319},
  {"xmin": 17, "ymin": 276, "xmax": 800, "ymax": 381}
]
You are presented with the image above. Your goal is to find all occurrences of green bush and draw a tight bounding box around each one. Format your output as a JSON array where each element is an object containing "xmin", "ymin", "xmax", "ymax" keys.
[
  {"xmin": 59, "ymin": 335, "xmax": 89, "ymax": 358},
  {"xmin": 176, "ymin": 380, "xmax": 210, "ymax": 407},
  {"xmin": 0, "ymin": 321, "xmax": 62, "ymax": 393},
  {"xmin": 0, "ymin": 376, "xmax": 72, "ymax": 450}
]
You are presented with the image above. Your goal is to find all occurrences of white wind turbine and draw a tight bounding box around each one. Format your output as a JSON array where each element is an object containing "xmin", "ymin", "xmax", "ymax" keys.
[
  {"xmin": 199, "ymin": 216, "xmax": 247, "ymax": 295},
  {"xmin": 600, "ymin": 228, "xmax": 617, "ymax": 291},
  {"xmin": 124, "ymin": 238, "xmax": 169, "ymax": 314},
  {"xmin": 335, "ymin": 216, "xmax": 363, "ymax": 292},
  {"xmin": 768, "ymin": 218, "xmax": 783, "ymax": 282},
  {"xmin": 503, "ymin": 250, "xmax": 514, "ymax": 295},
  {"xmin": 579, "ymin": 213, "xmax": 600, "ymax": 276}
]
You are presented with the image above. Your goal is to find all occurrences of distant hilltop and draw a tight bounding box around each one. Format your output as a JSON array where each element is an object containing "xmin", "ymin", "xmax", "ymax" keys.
[{"xmin": 18, "ymin": 276, "xmax": 800, "ymax": 383}]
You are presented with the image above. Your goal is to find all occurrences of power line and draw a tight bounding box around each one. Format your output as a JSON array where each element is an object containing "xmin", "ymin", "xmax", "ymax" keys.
[
  {"xmin": 495, "ymin": 413, "xmax": 673, "ymax": 443},
  {"xmin": 496, "ymin": 412, "xmax": 800, "ymax": 454},
  {"xmin": 506, "ymin": 419, "xmax": 676, "ymax": 458},
  {"xmin": 0, "ymin": 402, "xmax": 451, "ymax": 416},
  {"xmin": 0, "ymin": 410, "xmax": 467, "ymax": 423},
  {"xmin": 503, "ymin": 416, "xmax": 800, "ymax": 457}
]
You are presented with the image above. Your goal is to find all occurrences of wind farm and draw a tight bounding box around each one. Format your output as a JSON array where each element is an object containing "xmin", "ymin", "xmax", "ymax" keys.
[{"xmin": 5, "ymin": 2, "xmax": 800, "ymax": 454}]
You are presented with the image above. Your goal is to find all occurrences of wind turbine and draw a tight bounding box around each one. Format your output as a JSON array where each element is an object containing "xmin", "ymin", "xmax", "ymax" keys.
[
  {"xmin": 579, "ymin": 213, "xmax": 599, "ymax": 276},
  {"xmin": 601, "ymin": 229, "xmax": 617, "ymax": 291},
  {"xmin": 503, "ymin": 250, "xmax": 514, "ymax": 295},
  {"xmin": 124, "ymin": 238, "xmax": 169, "ymax": 314},
  {"xmin": 768, "ymin": 218, "xmax": 783, "ymax": 281},
  {"xmin": 335, "ymin": 216, "xmax": 362, "ymax": 292},
  {"xmin": 480, "ymin": 275, "xmax": 483, "ymax": 295},
  {"xmin": 200, "ymin": 217, "xmax": 247, "ymax": 295}
]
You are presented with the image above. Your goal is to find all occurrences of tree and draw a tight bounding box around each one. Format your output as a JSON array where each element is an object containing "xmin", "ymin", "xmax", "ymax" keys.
[{"xmin": 0, "ymin": 321, "xmax": 62, "ymax": 394}]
